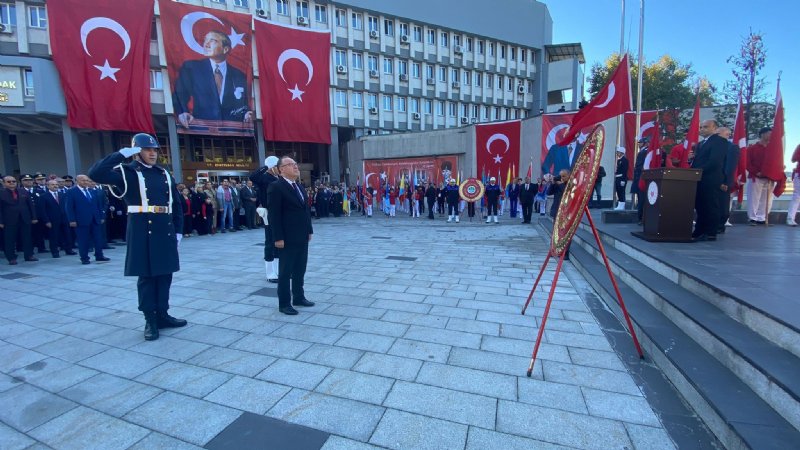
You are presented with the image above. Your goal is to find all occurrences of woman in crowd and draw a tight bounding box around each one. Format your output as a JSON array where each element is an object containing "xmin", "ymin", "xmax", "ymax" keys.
[{"xmin": 181, "ymin": 188, "xmax": 193, "ymax": 237}]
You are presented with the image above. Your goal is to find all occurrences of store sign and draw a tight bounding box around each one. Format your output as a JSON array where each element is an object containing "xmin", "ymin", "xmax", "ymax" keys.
[{"xmin": 0, "ymin": 67, "xmax": 24, "ymax": 107}]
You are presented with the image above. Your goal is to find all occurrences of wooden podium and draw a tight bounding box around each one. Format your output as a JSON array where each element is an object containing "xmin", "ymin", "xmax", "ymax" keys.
[{"xmin": 632, "ymin": 168, "xmax": 701, "ymax": 242}]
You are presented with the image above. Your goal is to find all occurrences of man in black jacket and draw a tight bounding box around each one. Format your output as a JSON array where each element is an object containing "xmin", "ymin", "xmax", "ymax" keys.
[
  {"xmin": 425, "ymin": 182, "xmax": 437, "ymax": 219},
  {"xmin": 267, "ymin": 157, "xmax": 315, "ymax": 315},
  {"xmin": 613, "ymin": 146, "xmax": 629, "ymax": 210},
  {"xmin": 692, "ymin": 120, "xmax": 727, "ymax": 241},
  {"xmin": 716, "ymin": 126, "xmax": 741, "ymax": 233},
  {"xmin": 0, "ymin": 176, "xmax": 38, "ymax": 264},
  {"xmin": 519, "ymin": 176, "xmax": 537, "ymax": 223},
  {"xmin": 250, "ymin": 156, "xmax": 280, "ymax": 282}
]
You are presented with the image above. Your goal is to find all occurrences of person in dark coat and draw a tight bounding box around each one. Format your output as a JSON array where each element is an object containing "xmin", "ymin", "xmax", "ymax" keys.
[
  {"xmin": 548, "ymin": 169, "xmax": 571, "ymax": 260},
  {"xmin": 250, "ymin": 156, "xmax": 281, "ymax": 282},
  {"xmin": 0, "ymin": 176, "xmax": 38, "ymax": 264},
  {"xmin": 443, "ymin": 179, "xmax": 460, "ymax": 222},
  {"xmin": 691, "ymin": 120, "xmax": 727, "ymax": 241},
  {"xmin": 88, "ymin": 133, "xmax": 186, "ymax": 341},
  {"xmin": 240, "ymin": 180, "xmax": 258, "ymax": 229},
  {"xmin": 191, "ymin": 185, "xmax": 210, "ymax": 235},
  {"xmin": 39, "ymin": 179, "xmax": 67, "ymax": 258},
  {"xmin": 631, "ymin": 138, "xmax": 648, "ymax": 222},
  {"xmin": 716, "ymin": 126, "xmax": 741, "ymax": 233},
  {"xmin": 519, "ymin": 176, "xmax": 537, "ymax": 223},
  {"xmin": 508, "ymin": 179, "xmax": 521, "ymax": 218},
  {"xmin": 425, "ymin": 183, "xmax": 437, "ymax": 219},
  {"xmin": 64, "ymin": 175, "xmax": 109, "ymax": 265},
  {"xmin": 484, "ymin": 177, "xmax": 501, "ymax": 223},
  {"xmin": 330, "ymin": 186, "xmax": 343, "ymax": 217},
  {"xmin": 613, "ymin": 146, "xmax": 629, "ymax": 210},
  {"xmin": 267, "ymin": 156, "xmax": 315, "ymax": 315}
]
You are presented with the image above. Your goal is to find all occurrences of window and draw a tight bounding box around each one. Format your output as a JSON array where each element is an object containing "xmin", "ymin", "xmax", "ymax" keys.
[
  {"xmin": 472, "ymin": 105, "xmax": 479, "ymax": 118},
  {"xmin": 426, "ymin": 29, "xmax": 435, "ymax": 45},
  {"xmin": 233, "ymin": 0, "xmax": 249, "ymax": 7},
  {"xmin": 478, "ymin": 40, "xmax": 484, "ymax": 55},
  {"xmin": 28, "ymin": 5, "xmax": 46, "ymax": 28},
  {"xmin": 496, "ymin": 75, "xmax": 503, "ymax": 90},
  {"xmin": 368, "ymin": 93, "xmax": 377, "ymax": 109},
  {"xmin": 276, "ymin": 0, "xmax": 289, "ymax": 16},
  {"xmin": 410, "ymin": 98, "xmax": 419, "ymax": 113},
  {"xmin": 210, "ymin": 0, "xmax": 224, "ymax": 3},
  {"xmin": 351, "ymin": 92, "xmax": 363, "ymax": 108},
  {"xmin": 482, "ymin": 106, "xmax": 489, "ymax": 120},
  {"xmin": 397, "ymin": 97, "xmax": 407, "ymax": 112},
  {"xmin": 383, "ymin": 95, "xmax": 392, "ymax": 111},
  {"xmin": 438, "ymin": 67, "xmax": 446, "ymax": 82},
  {"xmin": 335, "ymin": 9, "xmax": 346, "ymax": 27},
  {"xmin": 23, "ymin": 69, "xmax": 33, "ymax": 96},
  {"xmin": 149, "ymin": 70, "xmax": 163, "ymax": 90},
  {"xmin": 486, "ymin": 73, "xmax": 493, "ymax": 87},
  {"xmin": 314, "ymin": 4, "xmax": 327, "ymax": 23},
  {"xmin": 398, "ymin": 60, "xmax": 408, "ymax": 76},
  {"xmin": 383, "ymin": 57, "xmax": 393, "ymax": 74},
  {"xmin": 411, "ymin": 62, "xmax": 421, "ymax": 79},
  {"xmin": 463, "ymin": 71, "xmax": 471, "ymax": 85},
  {"xmin": 335, "ymin": 50, "xmax": 347, "ymax": 67},
  {"xmin": 451, "ymin": 68, "xmax": 459, "ymax": 83},
  {"xmin": 466, "ymin": 37, "xmax": 473, "ymax": 52},
  {"xmin": 436, "ymin": 101, "xmax": 444, "ymax": 116},
  {"xmin": 521, "ymin": 49, "xmax": 527, "ymax": 63},
  {"xmin": 352, "ymin": 52, "xmax": 363, "ymax": 70},
  {"xmin": 0, "ymin": 3, "xmax": 17, "ymax": 27},
  {"xmin": 256, "ymin": 0, "xmax": 266, "ymax": 8},
  {"xmin": 424, "ymin": 100, "xmax": 432, "ymax": 114},
  {"xmin": 462, "ymin": 104, "xmax": 468, "ymax": 117},
  {"xmin": 351, "ymin": 12, "xmax": 363, "ymax": 29},
  {"xmin": 527, "ymin": 80, "xmax": 534, "ymax": 93},
  {"xmin": 384, "ymin": 19, "xmax": 393, "ymax": 36},
  {"xmin": 507, "ymin": 77, "xmax": 513, "ymax": 92},
  {"xmin": 489, "ymin": 42, "xmax": 495, "ymax": 56},
  {"xmin": 335, "ymin": 90, "xmax": 347, "ymax": 107},
  {"xmin": 399, "ymin": 23, "xmax": 408, "ymax": 38},
  {"xmin": 523, "ymin": 110, "xmax": 528, "ymax": 118},
  {"xmin": 453, "ymin": 35, "xmax": 461, "ymax": 46},
  {"xmin": 296, "ymin": 1, "xmax": 309, "ymax": 18},
  {"xmin": 368, "ymin": 16, "xmax": 379, "ymax": 32},
  {"xmin": 448, "ymin": 102, "xmax": 457, "ymax": 116},
  {"xmin": 440, "ymin": 32, "xmax": 448, "ymax": 47},
  {"xmin": 500, "ymin": 45, "xmax": 506, "ymax": 59},
  {"xmin": 413, "ymin": 26, "xmax": 422, "ymax": 42},
  {"xmin": 368, "ymin": 55, "xmax": 378, "ymax": 71},
  {"xmin": 505, "ymin": 108, "xmax": 510, "ymax": 120},
  {"xmin": 510, "ymin": 47, "xmax": 516, "ymax": 61},
  {"xmin": 514, "ymin": 109, "xmax": 521, "ymax": 119},
  {"xmin": 474, "ymin": 72, "xmax": 481, "ymax": 87},
  {"xmin": 494, "ymin": 107, "xmax": 501, "ymax": 120}
]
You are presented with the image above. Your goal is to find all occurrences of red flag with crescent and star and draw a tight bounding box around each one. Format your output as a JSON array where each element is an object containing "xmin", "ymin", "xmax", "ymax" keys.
[
  {"xmin": 558, "ymin": 54, "xmax": 632, "ymax": 146},
  {"xmin": 624, "ymin": 110, "xmax": 659, "ymax": 179},
  {"xmin": 48, "ymin": 0, "xmax": 154, "ymax": 132},
  {"xmin": 159, "ymin": 0, "xmax": 254, "ymax": 136},
  {"xmin": 732, "ymin": 96, "xmax": 748, "ymax": 201},
  {"xmin": 476, "ymin": 120, "xmax": 520, "ymax": 186},
  {"xmin": 254, "ymin": 19, "xmax": 331, "ymax": 144}
]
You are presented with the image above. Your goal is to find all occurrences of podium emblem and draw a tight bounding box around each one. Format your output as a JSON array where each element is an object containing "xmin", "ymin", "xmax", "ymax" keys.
[{"xmin": 647, "ymin": 181, "xmax": 658, "ymax": 205}]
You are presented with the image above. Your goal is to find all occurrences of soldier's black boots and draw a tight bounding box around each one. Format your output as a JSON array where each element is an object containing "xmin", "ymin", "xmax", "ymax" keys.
[
  {"xmin": 158, "ymin": 312, "xmax": 188, "ymax": 329},
  {"xmin": 144, "ymin": 316, "xmax": 159, "ymax": 341}
]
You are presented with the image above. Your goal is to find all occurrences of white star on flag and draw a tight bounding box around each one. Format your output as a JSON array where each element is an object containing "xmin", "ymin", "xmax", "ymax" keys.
[
  {"xmin": 493, "ymin": 154, "xmax": 502, "ymax": 164},
  {"xmin": 288, "ymin": 84, "xmax": 305, "ymax": 102},
  {"xmin": 93, "ymin": 59, "xmax": 120, "ymax": 81},
  {"xmin": 228, "ymin": 27, "xmax": 245, "ymax": 49}
]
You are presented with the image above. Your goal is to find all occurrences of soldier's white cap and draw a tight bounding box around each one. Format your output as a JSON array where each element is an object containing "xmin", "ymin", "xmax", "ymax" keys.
[
  {"xmin": 490, "ymin": 177, "xmax": 496, "ymax": 181},
  {"xmin": 615, "ymin": 146, "xmax": 625, "ymax": 153},
  {"xmin": 265, "ymin": 156, "xmax": 280, "ymax": 168}
]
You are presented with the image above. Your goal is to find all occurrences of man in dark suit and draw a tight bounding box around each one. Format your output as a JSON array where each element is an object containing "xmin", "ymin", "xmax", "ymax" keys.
[
  {"xmin": 173, "ymin": 31, "xmax": 253, "ymax": 128},
  {"xmin": 267, "ymin": 156, "xmax": 315, "ymax": 315},
  {"xmin": 716, "ymin": 126, "xmax": 741, "ymax": 233},
  {"xmin": 519, "ymin": 176, "xmax": 537, "ymax": 223},
  {"xmin": 0, "ymin": 176, "xmax": 38, "ymax": 264},
  {"xmin": 64, "ymin": 174, "xmax": 109, "ymax": 264},
  {"xmin": 39, "ymin": 179, "xmax": 67, "ymax": 258},
  {"xmin": 250, "ymin": 156, "xmax": 281, "ymax": 282},
  {"xmin": 240, "ymin": 180, "xmax": 258, "ymax": 229},
  {"xmin": 691, "ymin": 120, "xmax": 728, "ymax": 241},
  {"xmin": 425, "ymin": 182, "xmax": 437, "ymax": 219}
]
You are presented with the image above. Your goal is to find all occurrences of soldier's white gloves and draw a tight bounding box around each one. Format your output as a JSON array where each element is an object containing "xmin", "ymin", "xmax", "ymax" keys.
[
  {"xmin": 176, "ymin": 233, "xmax": 183, "ymax": 246},
  {"xmin": 119, "ymin": 147, "xmax": 142, "ymax": 158}
]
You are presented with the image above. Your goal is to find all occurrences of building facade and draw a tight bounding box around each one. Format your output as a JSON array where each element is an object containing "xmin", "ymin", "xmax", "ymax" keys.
[{"xmin": 0, "ymin": 0, "xmax": 582, "ymax": 185}]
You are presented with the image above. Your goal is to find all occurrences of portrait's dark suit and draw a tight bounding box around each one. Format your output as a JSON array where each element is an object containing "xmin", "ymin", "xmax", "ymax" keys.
[
  {"xmin": 542, "ymin": 142, "xmax": 583, "ymax": 176},
  {"xmin": 691, "ymin": 134, "xmax": 727, "ymax": 238},
  {"xmin": 173, "ymin": 59, "xmax": 250, "ymax": 122},
  {"xmin": 267, "ymin": 177, "xmax": 314, "ymax": 309},
  {"xmin": 64, "ymin": 186, "xmax": 106, "ymax": 263},
  {"xmin": 0, "ymin": 188, "xmax": 36, "ymax": 262}
]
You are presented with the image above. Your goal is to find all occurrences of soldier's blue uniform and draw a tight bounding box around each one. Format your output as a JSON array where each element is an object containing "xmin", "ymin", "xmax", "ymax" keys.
[
  {"xmin": 485, "ymin": 182, "xmax": 501, "ymax": 218},
  {"xmin": 88, "ymin": 133, "xmax": 185, "ymax": 340},
  {"xmin": 444, "ymin": 181, "xmax": 460, "ymax": 222}
]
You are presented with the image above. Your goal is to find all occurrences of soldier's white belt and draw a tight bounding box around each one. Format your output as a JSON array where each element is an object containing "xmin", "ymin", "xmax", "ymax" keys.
[{"xmin": 127, "ymin": 206, "xmax": 172, "ymax": 214}]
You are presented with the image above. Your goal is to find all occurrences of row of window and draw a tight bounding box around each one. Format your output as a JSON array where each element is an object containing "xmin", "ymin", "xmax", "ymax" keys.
[
  {"xmin": 0, "ymin": 3, "xmax": 46, "ymax": 28},
  {"xmin": 333, "ymin": 90, "xmax": 527, "ymax": 121}
]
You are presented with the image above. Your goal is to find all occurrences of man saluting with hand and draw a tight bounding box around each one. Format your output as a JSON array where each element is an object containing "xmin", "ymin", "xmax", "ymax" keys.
[{"xmin": 89, "ymin": 133, "xmax": 186, "ymax": 341}]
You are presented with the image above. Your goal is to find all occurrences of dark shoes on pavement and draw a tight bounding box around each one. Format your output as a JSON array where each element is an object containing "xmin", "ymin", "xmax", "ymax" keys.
[
  {"xmin": 157, "ymin": 313, "xmax": 188, "ymax": 329},
  {"xmin": 279, "ymin": 306, "xmax": 299, "ymax": 315},
  {"xmin": 96, "ymin": 256, "xmax": 111, "ymax": 262},
  {"xmin": 144, "ymin": 312, "xmax": 188, "ymax": 341},
  {"xmin": 293, "ymin": 298, "xmax": 315, "ymax": 307},
  {"xmin": 144, "ymin": 317, "xmax": 159, "ymax": 341}
]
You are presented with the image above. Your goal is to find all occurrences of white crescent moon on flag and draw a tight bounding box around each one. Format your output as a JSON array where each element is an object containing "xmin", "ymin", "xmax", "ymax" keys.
[
  {"xmin": 181, "ymin": 12, "xmax": 224, "ymax": 55},
  {"xmin": 595, "ymin": 82, "xmax": 616, "ymax": 108},
  {"xmin": 546, "ymin": 124, "xmax": 569, "ymax": 150},
  {"xmin": 485, "ymin": 133, "xmax": 510, "ymax": 154},
  {"xmin": 737, "ymin": 137, "xmax": 746, "ymax": 148},
  {"xmin": 80, "ymin": 17, "xmax": 131, "ymax": 59},
  {"xmin": 637, "ymin": 121, "xmax": 654, "ymax": 140},
  {"xmin": 365, "ymin": 172, "xmax": 376, "ymax": 186},
  {"xmin": 277, "ymin": 49, "xmax": 314, "ymax": 85},
  {"xmin": 643, "ymin": 151, "xmax": 652, "ymax": 170}
]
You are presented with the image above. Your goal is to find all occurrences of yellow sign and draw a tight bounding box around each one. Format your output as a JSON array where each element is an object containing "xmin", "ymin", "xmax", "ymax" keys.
[{"xmin": 0, "ymin": 67, "xmax": 24, "ymax": 107}]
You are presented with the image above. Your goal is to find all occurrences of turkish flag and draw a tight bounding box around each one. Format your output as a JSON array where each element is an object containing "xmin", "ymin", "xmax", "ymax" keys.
[
  {"xmin": 48, "ymin": 0, "xmax": 154, "ymax": 132},
  {"xmin": 254, "ymin": 19, "xmax": 331, "ymax": 144},
  {"xmin": 732, "ymin": 96, "xmax": 748, "ymax": 200},
  {"xmin": 542, "ymin": 113, "xmax": 573, "ymax": 165},
  {"xmin": 476, "ymin": 120, "xmax": 521, "ymax": 185},
  {"xmin": 558, "ymin": 54, "xmax": 632, "ymax": 145},
  {"xmin": 624, "ymin": 110, "xmax": 659, "ymax": 179},
  {"xmin": 764, "ymin": 82, "xmax": 786, "ymax": 196}
]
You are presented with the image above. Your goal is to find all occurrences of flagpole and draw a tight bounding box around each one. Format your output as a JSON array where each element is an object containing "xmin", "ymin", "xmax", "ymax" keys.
[
  {"xmin": 633, "ymin": 0, "xmax": 645, "ymax": 159},
  {"xmin": 615, "ymin": 0, "xmax": 626, "ymax": 148}
]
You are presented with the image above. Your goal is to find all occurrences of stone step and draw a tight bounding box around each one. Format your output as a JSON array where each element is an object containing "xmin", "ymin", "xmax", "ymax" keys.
[{"xmin": 538, "ymin": 219, "xmax": 800, "ymax": 449}]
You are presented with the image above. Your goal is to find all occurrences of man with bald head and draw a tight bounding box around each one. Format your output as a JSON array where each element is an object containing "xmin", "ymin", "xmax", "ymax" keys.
[
  {"xmin": 690, "ymin": 119, "xmax": 727, "ymax": 241},
  {"xmin": 716, "ymin": 126, "xmax": 741, "ymax": 231},
  {"xmin": 64, "ymin": 174, "xmax": 109, "ymax": 264}
]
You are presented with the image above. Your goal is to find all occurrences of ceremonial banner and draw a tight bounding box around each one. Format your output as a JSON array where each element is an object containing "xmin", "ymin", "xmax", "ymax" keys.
[
  {"xmin": 542, "ymin": 113, "xmax": 574, "ymax": 165},
  {"xmin": 160, "ymin": 0, "xmax": 254, "ymax": 136},
  {"xmin": 732, "ymin": 97, "xmax": 748, "ymax": 200},
  {"xmin": 255, "ymin": 19, "xmax": 331, "ymax": 144},
  {"xmin": 764, "ymin": 81, "xmax": 786, "ymax": 196},
  {"xmin": 48, "ymin": 0, "xmax": 154, "ymax": 132},
  {"xmin": 363, "ymin": 156, "xmax": 458, "ymax": 192},
  {"xmin": 624, "ymin": 110, "xmax": 659, "ymax": 179},
  {"xmin": 476, "ymin": 120, "xmax": 520, "ymax": 188}
]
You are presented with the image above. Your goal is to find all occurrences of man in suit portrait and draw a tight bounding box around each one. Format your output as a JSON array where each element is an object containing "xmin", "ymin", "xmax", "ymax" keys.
[
  {"xmin": 542, "ymin": 136, "xmax": 582, "ymax": 178},
  {"xmin": 173, "ymin": 31, "xmax": 253, "ymax": 128},
  {"xmin": 691, "ymin": 120, "xmax": 728, "ymax": 241},
  {"xmin": 267, "ymin": 156, "xmax": 315, "ymax": 315},
  {"xmin": 64, "ymin": 174, "xmax": 110, "ymax": 264}
]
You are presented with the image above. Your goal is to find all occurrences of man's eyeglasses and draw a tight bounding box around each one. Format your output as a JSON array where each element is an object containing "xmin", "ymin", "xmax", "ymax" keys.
[
  {"xmin": 280, "ymin": 162, "xmax": 298, "ymax": 167},
  {"xmin": 4, "ymin": 180, "xmax": 17, "ymax": 183}
]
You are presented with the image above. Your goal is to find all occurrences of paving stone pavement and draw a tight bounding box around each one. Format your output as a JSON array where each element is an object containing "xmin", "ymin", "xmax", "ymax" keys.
[{"xmin": 0, "ymin": 213, "xmax": 677, "ymax": 450}]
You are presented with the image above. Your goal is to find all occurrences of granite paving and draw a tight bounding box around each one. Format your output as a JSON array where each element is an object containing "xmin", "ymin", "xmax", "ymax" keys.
[{"xmin": 0, "ymin": 214, "xmax": 676, "ymax": 449}]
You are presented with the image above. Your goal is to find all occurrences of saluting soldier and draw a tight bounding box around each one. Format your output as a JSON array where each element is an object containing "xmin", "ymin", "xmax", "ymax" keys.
[{"xmin": 88, "ymin": 133, "xmax": 186, "ymax": 341}]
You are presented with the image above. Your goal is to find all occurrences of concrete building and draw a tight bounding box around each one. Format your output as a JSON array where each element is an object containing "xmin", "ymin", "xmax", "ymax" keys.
[{"xmin": 0, "ymin": 0, "xmax": 583, "ymax": 184}]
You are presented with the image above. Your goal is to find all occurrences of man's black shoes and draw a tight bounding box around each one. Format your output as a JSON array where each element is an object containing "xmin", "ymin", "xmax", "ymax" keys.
[
  {"xmin": 144, "ymin": 318, "xmax": 159, "ymax": 341},
  {"xmin": 158, "ymin": 313, "xmax": 187, "ymax": 328},
  {"xmin": 293, "ymin": 299, "xmax": 315, "ymax": 307},
  {"xmin": 279, "ymin": 306, "xmax": 299, "ymax": 315}
]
